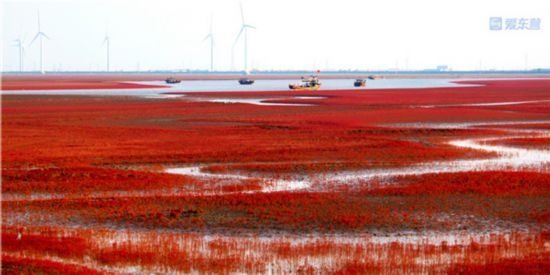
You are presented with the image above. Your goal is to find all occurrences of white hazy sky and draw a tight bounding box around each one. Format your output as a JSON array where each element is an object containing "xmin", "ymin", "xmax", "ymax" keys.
[{"xmin": 2, "ymin": 0, "xmax": 550, "ymax": 72}]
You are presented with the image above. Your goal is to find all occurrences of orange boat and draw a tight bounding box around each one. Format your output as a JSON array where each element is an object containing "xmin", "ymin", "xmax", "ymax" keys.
[{"xmin": 289, "ymin": 75, "xmax": 321, "ymax": 91}]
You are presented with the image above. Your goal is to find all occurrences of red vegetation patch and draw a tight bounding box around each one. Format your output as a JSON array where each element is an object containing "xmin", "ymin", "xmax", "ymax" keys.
[
  {"xmin": 486, "ymin": 137, "xmax": 550, "ymax": 149},
  {"xmin": 365, "ymin": 171, "xmax": 550, "ymax": 196},
  {"xmin": 1, "ymin": 226, "xmax": 548, "ymax": 274},
  {"xmin": 2, "ymin": 233, "xmax": 89, "ymax": 259},
  {"xmin": 1, "ymin": 80, "xmax": 167, "ymax": 90},
  {"xmin": 1, "ymin": 255, "xmax": 101, "ymax": 274},
  {"xmin": 1, "ymin": 167, "xmax": 198, "ymax": 196},
  {"xmin": 479, "ymin": 123, "xmax": 550, "ymax": 130},
  {"xmin": 3, "ymin": 94, "xmax": 499, "ymax": 170},
  {"xmin": 7, "ymin": 183, "xmax": 547, "ymax": 233},
  {"xmin": 221, "ymin": 180, "xmax": 263, "ymax": 192},
  {"xmin": 448, "ymin": 255, "xmax": 550, "ymax": 275}
]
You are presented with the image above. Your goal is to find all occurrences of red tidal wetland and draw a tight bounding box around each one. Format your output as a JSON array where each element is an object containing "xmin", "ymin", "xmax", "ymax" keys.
[{"xmin": 2, "ymin": 78, "xmax": 549, "ymax": 273}]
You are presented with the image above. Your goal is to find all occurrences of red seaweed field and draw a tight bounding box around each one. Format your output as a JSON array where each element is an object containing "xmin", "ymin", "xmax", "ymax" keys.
[{"xmin": 2, "ymin": 78, "xmax": 549, "ymax": 273}]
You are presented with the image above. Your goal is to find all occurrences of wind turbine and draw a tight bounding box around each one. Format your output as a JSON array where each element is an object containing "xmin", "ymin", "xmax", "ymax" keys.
[
  {"xmin": 203, "ymin": 15, "xmax": 214, "ymax": 71},
  {"xmin": 233, "ymin": 2, "xmax": 255, "ymax": 73},
  {"xmin": 103, "ymin": 34, "xmax": 110, "ymax": 72},
  {"xmin": 30, "ymin": 10, "xmax": 49, "ymax": 74},
  {"xmin": 13, "ymin": 37, "xmax": 26, "ymax": 72}
]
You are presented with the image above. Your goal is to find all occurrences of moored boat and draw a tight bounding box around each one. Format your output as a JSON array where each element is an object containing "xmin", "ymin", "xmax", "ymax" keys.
[
  {"xmin": 238, "ymin": 78, "xmax": 255, "ymax": 85},
  {"xmin": 289, "ymin": 76, "xmax": 321, "ymax": 91},
  {"xmin": 354, "ymin": 79, "xmax": 366, "ymax": 87},
  {"xmin": 165, "ymin": 77, "xmax": 181, "ymax": 84}
]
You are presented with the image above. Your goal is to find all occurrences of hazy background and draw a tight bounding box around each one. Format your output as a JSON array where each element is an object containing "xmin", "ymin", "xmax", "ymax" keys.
[{"xmin": 2, "ymin": 0, "xmax": 549, "ymax": 72}]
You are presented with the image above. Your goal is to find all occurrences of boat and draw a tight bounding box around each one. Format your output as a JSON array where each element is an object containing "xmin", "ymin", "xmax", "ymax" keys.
[
  {"xmin": 354, "ymin": 79, "xmax": 366, "ymax": 87},
  {"xmin": 368, "ymin": 75, "xmax": 381, "ymax": 80},
  {"xmin": 165, "ymin": 77, "xmax": 181, "ymax": 84},
  {"xmin": 238, "ymin": 78, "xmax": 255, "ymax": 85},
  {"xmin": 289, "ymin": 76, "xmax": 321, "ymax": 91}
]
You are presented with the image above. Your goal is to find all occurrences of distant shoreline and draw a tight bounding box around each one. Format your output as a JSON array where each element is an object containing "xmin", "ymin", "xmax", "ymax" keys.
[{"xmin": 3, "ymin": 72, "xmax": 550, "ymax": 83}]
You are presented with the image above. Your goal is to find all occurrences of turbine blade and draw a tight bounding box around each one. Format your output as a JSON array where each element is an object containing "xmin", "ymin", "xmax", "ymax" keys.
[
  {"xmin": 203, "ymin": 34, "xmax": 211, "ymax": 42},
  {"xmin": 233, "ymin": 27, "xmax": 244, "ymax": 45},
  {"xmin": 210, "ymin": 14, "xmax": 213, "ymax": 33},
  {"xmin": 244, "ymin": 24, "xmax": 256, "ymax": 29},
  {"xmin": 240, "ymin": 2, "xmax": 245, "ymax": 24},
  {"xmin": 29, "ymin": 32, "xmax": 41, "ymax": 46},
  {"xmin": 40, "ymin": 32, "xmax": 50, "ymax": 40},
  {"xmin": 37, "ymin": 10, "xmax": 41, "ymax": 31}
]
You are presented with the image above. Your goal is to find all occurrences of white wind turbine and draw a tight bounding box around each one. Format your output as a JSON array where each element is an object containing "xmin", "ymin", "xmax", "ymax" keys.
[
  {"xmin": 103, "ymin": 34, "xmax": 110, "ymax": 72},
  {"xmin": 233, "ymin": 2, "xmax": 255, "ymax": 73},
  {"xmin": 29, "ymin": 10, "xmax": 50, "ymax": 74},
  {"xmin": 203, "ymin": 15, "xmax": 214, "ymax": 71},
  {"xmin": 13, "ymin": 37, "xmax": 26, "ymax": 72}
]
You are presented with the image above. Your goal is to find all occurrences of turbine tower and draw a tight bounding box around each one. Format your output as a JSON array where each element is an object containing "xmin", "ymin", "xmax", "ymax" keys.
[
  {"xmin": 103, "ymin": 35, "xmax": 110, "ymax": 72},
  {"xmin": 13, "ymin": 38, "xmax": 25, "ymax": 72},
  {"xmin": 203, "ymin": 15, "xmax": 214, "ymax": 71},
  {"xmin": 233, "ymin": 2, "xmax": 255, "ymax": 73},
  {"xmin": 30, "ymin": 10, "xmax": 49, "ymax": 74}
]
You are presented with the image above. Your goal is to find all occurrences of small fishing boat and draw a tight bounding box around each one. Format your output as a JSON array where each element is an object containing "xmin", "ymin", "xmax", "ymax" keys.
[
  {"xmin": 238, "ymin": 78, "xmax": 255, "ymax": 85},
  {"xmin": 165, "ymin": 77, "xmax": 181, "ymax": 84},
  {"xmin": 354, "ymin": 79, "xmax": 366, "ymax": 87},
  {"xmin": 289, "ymin": 76, "xmax": 321, "ymax": 91},
  {"xmin": 368, "ymin": 75, "xmax": 382, "ymax": 80}
]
